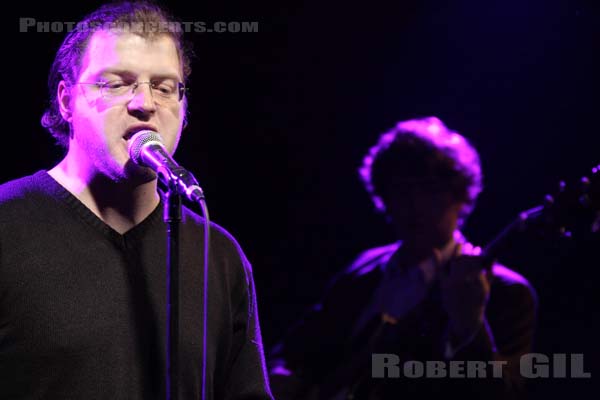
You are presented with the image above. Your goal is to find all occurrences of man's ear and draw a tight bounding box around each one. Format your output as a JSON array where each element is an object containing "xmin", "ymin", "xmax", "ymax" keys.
[
  {"xmin": 57, "ymin": 81, "xmax": 72, "ymax": 123},
  {"xmin": 456, "ymin": 202, "xmax": 471, "ymax": 228}
]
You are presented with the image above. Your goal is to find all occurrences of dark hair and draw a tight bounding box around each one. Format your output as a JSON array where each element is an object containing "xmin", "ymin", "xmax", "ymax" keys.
[
  {"xmin": 359, "ymin": 116, "xmax": 483, "ymax": 215},
  {"xmin": 41, "ymin": 1, "xmax": 192, "ymax": 148}
]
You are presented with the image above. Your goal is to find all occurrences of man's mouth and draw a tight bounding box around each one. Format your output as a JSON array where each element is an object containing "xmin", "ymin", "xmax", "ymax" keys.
[{"xmin": 124, "ymin": 125, "xmax": 158, "ymax": 141}]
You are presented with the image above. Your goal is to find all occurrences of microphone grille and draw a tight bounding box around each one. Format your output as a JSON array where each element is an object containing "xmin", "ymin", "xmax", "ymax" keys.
[{"xmin": 128, "ymin": 130, "xmax": 163, "ymax": 164}]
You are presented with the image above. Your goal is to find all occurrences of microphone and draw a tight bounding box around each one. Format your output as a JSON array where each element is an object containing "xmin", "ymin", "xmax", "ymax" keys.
[{"xmin": 128, "ymin": 130, "xmax": 204, "ymax": 203}]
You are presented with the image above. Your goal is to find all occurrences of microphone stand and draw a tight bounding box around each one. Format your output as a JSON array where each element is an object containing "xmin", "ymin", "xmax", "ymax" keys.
[
  {"xmin": 128, "ymin": 132, "xmax": 208, "ymax": 400},
  {"xmin": 164, "ymin": 180, "xmax": 181, "ymax": 400}
]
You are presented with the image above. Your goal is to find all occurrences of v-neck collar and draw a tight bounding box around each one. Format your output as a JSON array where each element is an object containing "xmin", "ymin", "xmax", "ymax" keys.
[{"xmin": 36, "ymin": 170, "xmax": 163, "ymax": 247}]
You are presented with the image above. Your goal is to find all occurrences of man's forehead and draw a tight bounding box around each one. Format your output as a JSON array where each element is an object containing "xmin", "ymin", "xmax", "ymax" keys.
[{"xmin": 79, "ymin": 30, "xmax": 182, "ymax": 79}]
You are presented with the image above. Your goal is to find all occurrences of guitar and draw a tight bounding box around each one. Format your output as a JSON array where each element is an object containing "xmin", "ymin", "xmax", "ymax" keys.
[
  {"xmin": 326, "ymin": 163, "xmax": 600, "ymax": 400},
  {"xmin": 482, "ymin": 163, "xmax": 600, "ymax": 263}
]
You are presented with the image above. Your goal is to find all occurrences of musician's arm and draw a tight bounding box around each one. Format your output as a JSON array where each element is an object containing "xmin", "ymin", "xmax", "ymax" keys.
[{"xmin": 444, "ymin": 275, "xmax": 537, "ymax": 399}]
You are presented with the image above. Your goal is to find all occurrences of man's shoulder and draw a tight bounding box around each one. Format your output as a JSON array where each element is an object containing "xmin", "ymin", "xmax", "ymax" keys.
[
  {"xmin": 182, "ymin": 206, "xmax": 241, "ymax": 245},
  {"xmin": 491, "ymin": 264, "xmax": 531, "ymax": 286},
  {"xmin": 0, "ymin": 172, "xmax": 38, "ymax": 198},
  {"xmin": 490, "ymin": 263, "xmax": 538, "ymax": 308},
  {"xmin": 0, "ymin": 171, "xmax": 46, "ymax": 211},
  {"xmin": 345, "ymin": 242, "xmax": 400, "ymax": 276},
  {"xmin": 461, "ymin": 234, "xmax": 536, "ymax": 298},
  {"xmin": 181, "ymin": 205, "xmax": 252, "ymax": 268}
]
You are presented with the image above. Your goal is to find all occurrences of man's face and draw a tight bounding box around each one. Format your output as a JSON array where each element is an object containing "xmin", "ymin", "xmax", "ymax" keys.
[
  {"xmin": 64, "ymin": 30, "xmax": 185, "ymax": 183},
  {"xmin": 384, "ymin": 180, "xmax": 465, "ymax": 250}
]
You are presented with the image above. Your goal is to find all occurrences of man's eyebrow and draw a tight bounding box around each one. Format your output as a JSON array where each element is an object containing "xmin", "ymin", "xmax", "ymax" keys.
[
  {"xmin": 96, "ymin": 68, "xmax": 182, "ymax": 81},
  {"xmin": 96, "ymin": 68, "xmax": 135, "ymax": 78}
]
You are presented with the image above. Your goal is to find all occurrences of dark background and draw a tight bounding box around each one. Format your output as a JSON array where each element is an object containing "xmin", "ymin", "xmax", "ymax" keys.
[{"xmin": 3, "ymin": 0, "xmax": 599, "ymax": 397}]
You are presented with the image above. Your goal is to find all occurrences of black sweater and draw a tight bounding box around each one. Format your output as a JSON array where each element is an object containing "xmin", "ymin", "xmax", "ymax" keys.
[{"xmin": 0, "ymin": 171, "xmax": 273, "ymax": 400}]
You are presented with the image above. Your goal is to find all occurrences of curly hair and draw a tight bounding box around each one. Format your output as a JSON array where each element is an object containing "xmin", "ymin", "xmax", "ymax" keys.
[
  {"xmin": 41, "ymin": 1, "xmax": 193, "ymax": 149},
  {"xmin": 359, "ymin": 116, "xmax": 483, "ymax": 216}
]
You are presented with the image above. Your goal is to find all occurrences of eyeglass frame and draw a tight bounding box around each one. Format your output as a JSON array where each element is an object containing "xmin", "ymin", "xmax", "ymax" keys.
[{"xmin": 76, "ymin": 79, "xmax": 187, "ymax": 103}]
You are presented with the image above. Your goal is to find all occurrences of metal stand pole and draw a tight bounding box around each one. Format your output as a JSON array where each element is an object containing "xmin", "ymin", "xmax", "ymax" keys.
[{"xmin": 164, "ymin": 183, "xmax": 181, "ymax": 400}]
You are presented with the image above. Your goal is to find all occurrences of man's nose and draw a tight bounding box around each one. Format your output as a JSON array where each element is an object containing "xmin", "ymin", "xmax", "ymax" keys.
[{"xmin": 127, "ymin": 82, "xmax": 156, "ymax": 114}]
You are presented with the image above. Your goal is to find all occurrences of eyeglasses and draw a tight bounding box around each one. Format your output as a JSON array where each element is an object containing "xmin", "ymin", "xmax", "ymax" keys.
[
  {"xmin": 386, "ymin": 178, "xmax": 455, "ymax": 196},
  {"xmin": 77, "ymin": 79, "xmax": 186, "ymax": 103}
]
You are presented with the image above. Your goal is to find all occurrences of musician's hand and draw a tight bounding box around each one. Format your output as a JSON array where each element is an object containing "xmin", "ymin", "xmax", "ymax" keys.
[{"xmin": 435, "ymin": 245, "xmax": 492, "ymax": 343}]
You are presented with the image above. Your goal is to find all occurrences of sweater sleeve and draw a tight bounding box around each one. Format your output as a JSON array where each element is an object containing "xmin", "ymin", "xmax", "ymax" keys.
[{"xmin": 223, "ymin": 254, "xmax": 274, "ymax": 400}]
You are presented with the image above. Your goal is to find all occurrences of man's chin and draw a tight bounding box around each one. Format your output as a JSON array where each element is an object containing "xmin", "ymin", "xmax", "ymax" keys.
[
  {"xmin": 397, "ymin": 229, "xmax": 444, "ymax": 249},
  {"xmin": 124, "ymin": 162, "xmax": 157, "ymax": 184},
  {"xmin": 397, "ymin": 227, "xmax": 430, "ymax": 239}
]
